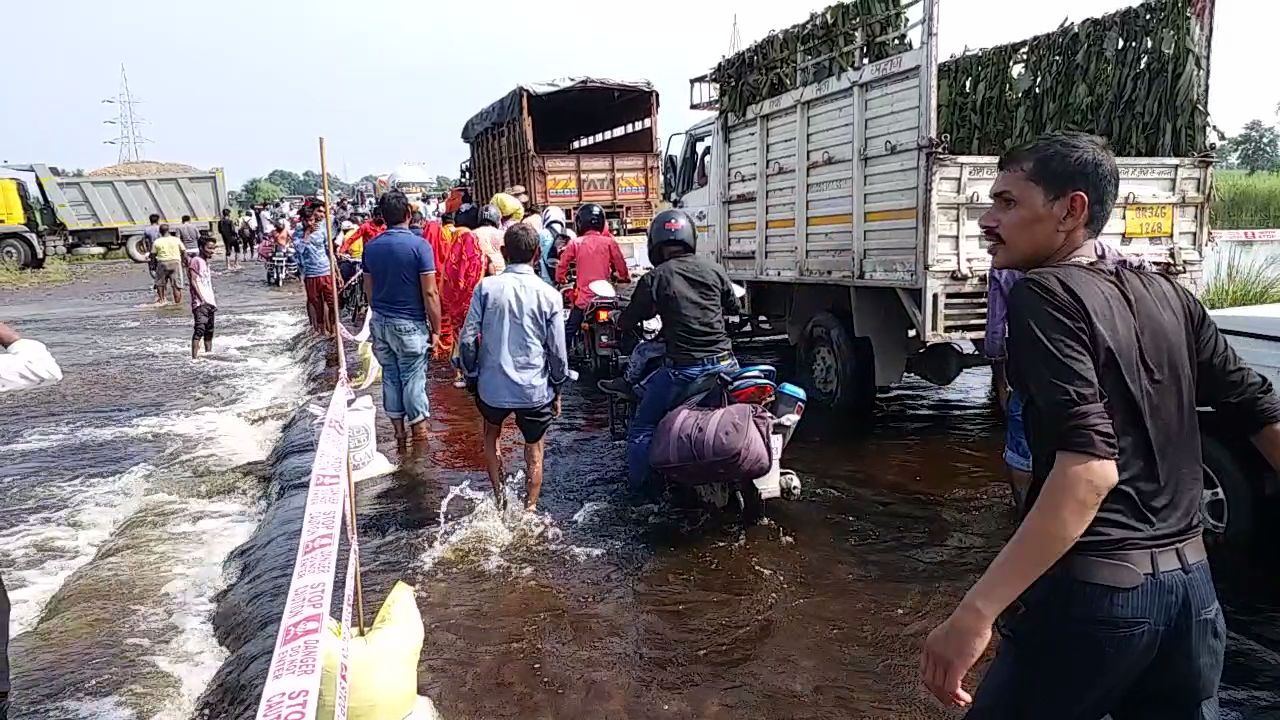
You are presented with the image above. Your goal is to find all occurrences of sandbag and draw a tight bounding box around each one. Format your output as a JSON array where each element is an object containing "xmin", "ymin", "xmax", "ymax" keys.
[
  {"xmin": 649, "ymin": 402, "xmax": 773, "ymax": 485},
  {"xmin": 319, "ymin": 581, "xmax": 424, "ymax": 720},
  {"xmin": 352, "ymin": 340, "xmax": 381, "ymax": 390},
  {"xmin": 348, "ymin": 394, "xmax": 396, "ymax": 482}
]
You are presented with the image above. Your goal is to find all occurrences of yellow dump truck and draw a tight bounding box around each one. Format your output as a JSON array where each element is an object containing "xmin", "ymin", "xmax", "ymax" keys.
[{"xmin": 0, "ymin": 163, "xmax": 228, "ymax": 268}]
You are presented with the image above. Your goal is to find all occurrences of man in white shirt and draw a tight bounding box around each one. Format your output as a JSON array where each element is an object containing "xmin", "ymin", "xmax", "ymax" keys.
[
  {"xmin": 0, "ymin": 322, "xmax": 62, "ymax": 392},
  {"xmin": 0, "ymin": 320, "xmax": 63, "ymax": 719}
]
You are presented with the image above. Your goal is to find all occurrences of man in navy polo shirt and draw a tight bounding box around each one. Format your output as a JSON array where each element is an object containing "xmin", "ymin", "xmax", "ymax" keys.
[{"xmin": 362, "ymin": 190, "xmax": 442, "ymax": 446}]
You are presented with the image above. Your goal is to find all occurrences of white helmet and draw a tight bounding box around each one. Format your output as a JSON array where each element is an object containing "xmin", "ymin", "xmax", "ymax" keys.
[{"xmin": 541, "ymin": 206, "xmax": 567, "ymax": 233}]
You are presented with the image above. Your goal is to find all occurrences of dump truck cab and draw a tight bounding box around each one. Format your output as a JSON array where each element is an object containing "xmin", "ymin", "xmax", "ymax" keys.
[{"xmin": 0, "ymin": 175, "xmax": 48, "ymax": 268}]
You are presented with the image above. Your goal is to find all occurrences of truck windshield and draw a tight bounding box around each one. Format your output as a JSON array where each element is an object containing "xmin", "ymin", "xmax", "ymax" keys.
[{"xmin": 678, "ymin": 133, "xmax": 713, "ymax": 198}]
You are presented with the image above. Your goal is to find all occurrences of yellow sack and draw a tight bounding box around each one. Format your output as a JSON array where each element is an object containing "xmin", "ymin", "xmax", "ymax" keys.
[
  {"xmin": 319, "ymin": 581, "xmax": 424, "ymax": 720},
  {"xmin": 352, "ymin": 340, "xmax": 381, "ymax": 390},
  {"xmin": 490, "ymin": 192, "xmax": 524, "ymax": 222}
]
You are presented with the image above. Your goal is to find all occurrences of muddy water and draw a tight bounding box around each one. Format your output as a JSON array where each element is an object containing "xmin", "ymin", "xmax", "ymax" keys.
[
  {"xmin": 2, "ymin": 264, "xmax": 1277, "ymax": 719},
  {"xmin": 2, "ymin": 263, "xmax": 314, "ymax": 719}
]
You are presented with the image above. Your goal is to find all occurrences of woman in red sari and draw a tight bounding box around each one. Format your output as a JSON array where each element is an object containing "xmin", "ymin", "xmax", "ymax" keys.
[{"xmin": 437, "ymin": 211, "xmax": 498, "ymax": 387}]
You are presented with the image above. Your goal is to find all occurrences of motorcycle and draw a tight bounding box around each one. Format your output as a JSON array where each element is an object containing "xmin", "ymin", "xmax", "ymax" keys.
[
  {"xmin": 265, "ymin": 242, "xmax": 299, "ymax": 287},
  {"xmin": 337, "ymin": 256, "xmax": 367, "ymax": 324},
  {"xmin": 598, "ymin": 283, "xmax": 804, "ymax": 516},
  {"xmin": 601, "ymin": 360, "xmax": 806, "ymax": 517},
  {"xmin": 580, "ymin": 280, "xmax": 623, "ymax": 378}
]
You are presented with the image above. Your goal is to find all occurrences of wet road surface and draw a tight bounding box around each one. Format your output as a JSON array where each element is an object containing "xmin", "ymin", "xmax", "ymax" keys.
[{"xmin": 2, "ymin": 262, "xmax": 1277, "ymax": 719}]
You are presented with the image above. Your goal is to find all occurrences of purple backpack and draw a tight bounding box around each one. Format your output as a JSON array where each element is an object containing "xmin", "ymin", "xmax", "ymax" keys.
[{"xmin": 648, "ymin": 402, "xmax": 773, "ymax": 485}]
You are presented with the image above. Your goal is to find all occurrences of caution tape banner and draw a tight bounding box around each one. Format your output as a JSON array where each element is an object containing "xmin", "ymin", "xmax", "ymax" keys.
[{"xmin": 255, "ymin": 376, "xmax": 353, "ymax": 720}]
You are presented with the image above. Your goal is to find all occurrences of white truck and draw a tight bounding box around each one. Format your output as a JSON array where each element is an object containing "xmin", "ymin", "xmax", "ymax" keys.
[
  {"xmin": 1201, "ymin": 306, "xmax": 1280, "ymax": 546},
  {"xmin": 664, "ymin": 0, "xmax": 1212, "ymax": 414}
]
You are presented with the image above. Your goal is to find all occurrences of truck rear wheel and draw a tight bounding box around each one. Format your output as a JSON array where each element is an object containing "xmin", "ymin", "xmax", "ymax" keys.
[
  {"xmin": 1200, "ymin": 433, "xmax": 1255, "ymax": 549},
  {"xmin": 798, "ymin": 312, "xmax": 875, "ymax": 415},
  {"xmin": 0, "ymin": 234, "xmax": 35, "ymax": 268},
  {"xmin": 125, "ymin": 234, "xmax": 151, "ymax": 263}
]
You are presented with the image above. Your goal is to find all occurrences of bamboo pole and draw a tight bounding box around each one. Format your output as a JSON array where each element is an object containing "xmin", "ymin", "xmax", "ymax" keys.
[{"xmin": 319, "ymin": 136, "xmax": 367, "ymax": 635}]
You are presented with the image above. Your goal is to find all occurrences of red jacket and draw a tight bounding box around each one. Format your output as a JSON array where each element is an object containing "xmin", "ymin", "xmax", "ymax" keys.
[{"xmin": 556, "ymin": 230, "xmax": 630, "ymax": 309}]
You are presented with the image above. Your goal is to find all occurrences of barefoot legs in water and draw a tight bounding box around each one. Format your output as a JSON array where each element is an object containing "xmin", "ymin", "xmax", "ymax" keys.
[
  {"xmin": 482, "ymin": 421, "xmax": 505, "ymax": 509},
  {"xmin": 523, "ymin": 439, "xmax": 545, "ymax": 511}
]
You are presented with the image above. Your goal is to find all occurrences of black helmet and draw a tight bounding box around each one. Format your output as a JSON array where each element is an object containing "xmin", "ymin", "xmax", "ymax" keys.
[
  {"xmin": 647, "ymin": 209, "xmax": 697, "ymax": 266},
  {"xmin": 574, "ymin": 203, "xmax": 606, "ymax": 235},
  {"xmin": 455, "ymin": 203, "xmax": 480, "ymax": 230},
  {"xmin": 479, "ymin": 204, "xmax": 501, "ymax": 228}
]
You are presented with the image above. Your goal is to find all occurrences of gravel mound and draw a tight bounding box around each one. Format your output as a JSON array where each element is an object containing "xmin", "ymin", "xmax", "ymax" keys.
[{"xmin": 88, "ymin": 161, "xmax": 202, "ymax": 177}]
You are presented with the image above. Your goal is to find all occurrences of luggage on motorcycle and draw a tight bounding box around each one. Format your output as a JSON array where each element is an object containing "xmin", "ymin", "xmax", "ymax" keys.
[{"xmin": 649, "ymin": 402, "xmax": 772, "ymax": 486}]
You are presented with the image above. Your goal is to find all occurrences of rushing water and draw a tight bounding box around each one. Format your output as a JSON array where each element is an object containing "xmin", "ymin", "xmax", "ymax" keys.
[{"xmin": 3, "ymin": 263, "xmax": 1277, "ymax": 719}]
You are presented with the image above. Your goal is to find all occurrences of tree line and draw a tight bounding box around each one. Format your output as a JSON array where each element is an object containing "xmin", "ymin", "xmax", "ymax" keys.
[
  {"xmin": 1217, "ymin": 106, "xmax": 1280, "ymax": 175},
  {"xmin": 233, "ymin": 170, "xmax": 459, "ymax": 207}
]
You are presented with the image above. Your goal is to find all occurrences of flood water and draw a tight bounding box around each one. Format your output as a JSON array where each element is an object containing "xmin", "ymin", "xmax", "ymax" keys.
[{"xmin": 2, "ymin": 263, "xmax": 1278, "ymax": 720}]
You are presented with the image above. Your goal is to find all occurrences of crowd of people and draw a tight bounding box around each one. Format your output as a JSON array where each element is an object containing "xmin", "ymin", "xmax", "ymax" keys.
[
  {"xmin": 352, "ymin": 186, "xmax": 648, "ymax": 509},
  {"xmin": 89, "ymin": 132, "xmax": 1280, "ymax": 717}
]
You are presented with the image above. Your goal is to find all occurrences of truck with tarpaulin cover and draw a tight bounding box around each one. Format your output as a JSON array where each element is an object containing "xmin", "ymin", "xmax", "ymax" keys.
[
  {"xmin": 664, "ymin": 0, "xmax": 1215, "ymax": 413},
  {"xmin": 461, "ymin": 78, "xmax": 661, "ymax": 235},
  {"xmin": 0, "ymin": 163, "xmax": 228, "ymax": 267}
]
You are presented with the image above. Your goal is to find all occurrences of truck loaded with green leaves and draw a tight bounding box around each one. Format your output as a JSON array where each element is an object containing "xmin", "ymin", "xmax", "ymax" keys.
[{"xmin": 664, "ymin": 0, "xmax": 1215, "ymax": 412}]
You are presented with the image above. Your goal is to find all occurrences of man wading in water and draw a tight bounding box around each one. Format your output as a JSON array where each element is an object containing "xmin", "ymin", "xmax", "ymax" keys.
[
  {"xmin": 0, "ymin": 321, "xmax": 65, "ymax": 719},
  {"xmin": 920, "ymin": 132, "xmax": 1280, "ymax": 717},
  {"xmin": 150, "ymin": 225, "xmax": 186, "ymax": 305},
  {"xmin": 459, "ymin": 223, "xmax": 568, "ymax": 511},
  {"xmin": 189, "ymin": 239, "xmax": 218, "ymax": 359},
  {"xmin": 362, "ymin": 190, "xmax": 442, "ymax": 447}
]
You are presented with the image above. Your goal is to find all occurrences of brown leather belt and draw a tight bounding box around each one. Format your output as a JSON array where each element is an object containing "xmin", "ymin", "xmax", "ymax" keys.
[{"xmin": 1061, "ymin": 536, "xmax": 1208, "ymax": 589}]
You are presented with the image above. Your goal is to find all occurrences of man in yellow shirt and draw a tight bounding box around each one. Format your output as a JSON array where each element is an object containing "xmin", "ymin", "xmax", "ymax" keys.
[{"xmin": 151, "ymin": 224, "xmax": 186, "ymax": 305}]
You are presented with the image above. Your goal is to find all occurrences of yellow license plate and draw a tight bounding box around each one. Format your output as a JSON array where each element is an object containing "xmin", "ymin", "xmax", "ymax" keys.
[{"xmin": 1124, "ymin": 204, "xmax": 1174, "ymax": 238}]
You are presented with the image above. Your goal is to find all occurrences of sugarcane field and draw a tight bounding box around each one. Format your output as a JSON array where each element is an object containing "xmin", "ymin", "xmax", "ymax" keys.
[{"xmin": 4, "ymin": 1, "xmax": 1280, "ymax": 719}]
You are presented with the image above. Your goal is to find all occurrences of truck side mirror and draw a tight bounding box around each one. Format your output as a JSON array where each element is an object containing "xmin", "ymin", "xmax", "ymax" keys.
[{"xmin": 662, "ymin": 154, "xmax": 679, "ymax": 202}]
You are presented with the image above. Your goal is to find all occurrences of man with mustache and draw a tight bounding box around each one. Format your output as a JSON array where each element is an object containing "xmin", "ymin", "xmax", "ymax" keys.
[
  {"xmin": 921, "ymin": 132, "xmax": 1280, "ymax": 718},
  {"xmin": 985, "ymin": 201, "xmax": 1148, "ymax": 513}
]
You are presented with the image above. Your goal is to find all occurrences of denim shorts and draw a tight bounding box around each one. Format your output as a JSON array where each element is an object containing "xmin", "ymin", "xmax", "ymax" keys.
[{"xmin": 1004, "ymin": 390, "xmax": 1032, "ymax": 473}]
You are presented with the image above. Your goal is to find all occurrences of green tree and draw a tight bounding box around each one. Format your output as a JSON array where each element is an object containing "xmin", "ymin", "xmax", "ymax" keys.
[
  {"xmin": 241, "ymin": 178, "xmax": 285, "ymax": 205},
  {"xmin": 1231, "ymin": 120, "xmax": 1280, "ymax": 175},
  {"xmin": 265, "ymin": 169, "xmax": 303, "ymax": 194}
]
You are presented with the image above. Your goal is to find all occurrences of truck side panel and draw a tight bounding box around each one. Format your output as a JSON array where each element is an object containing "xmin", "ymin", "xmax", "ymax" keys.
[
  {"xmin": 716, "ymin": 50, "xmax": 927, "ymax": 288},
  {"xmin": 38, "ymin": 168, "xmax": 226, "ymax": 234},
  {"xmin": 470, "ymin": 120, "xmax": 534, "ymax": 205},
  {"xmin": 861, "ymin": 69, "xmax": 923, "ymax": 284},
  {"xmin": 925, "ymin": 156, "xmax": 1212, "ymax": 341}
]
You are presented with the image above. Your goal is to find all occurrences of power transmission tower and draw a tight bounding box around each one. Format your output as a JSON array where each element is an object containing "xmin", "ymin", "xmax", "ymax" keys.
[
  {"xmin": 103, "ymin": 64, "xmax": 149, "ymax": 164},
  {"xmin": 728, "ymin": 14, "xmax": 741, "ymax": 55}
]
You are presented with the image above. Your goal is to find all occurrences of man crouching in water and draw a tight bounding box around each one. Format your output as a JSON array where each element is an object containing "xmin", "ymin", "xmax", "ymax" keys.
[{"xmin": 605, "ymin": 209, "xmax": 740, "ymax": 496}]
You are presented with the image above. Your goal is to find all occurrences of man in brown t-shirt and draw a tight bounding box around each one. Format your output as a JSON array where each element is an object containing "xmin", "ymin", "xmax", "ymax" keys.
[{"xmin": 920, "ymin": 132, "xmax": 1280, "ymax": 718}]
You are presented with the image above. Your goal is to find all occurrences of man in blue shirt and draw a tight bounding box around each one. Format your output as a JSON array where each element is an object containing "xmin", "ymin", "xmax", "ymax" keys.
[
  {"xmin": 293, "ymin": 205, "xmax": 336, "ymax": 335},
  {"xmin": 362, "ymin": 190, "xmax": 442, "ymax": 446},
  {"xmin": 460, "ymin": 223, "xmax": 569, "ymax": 511}
]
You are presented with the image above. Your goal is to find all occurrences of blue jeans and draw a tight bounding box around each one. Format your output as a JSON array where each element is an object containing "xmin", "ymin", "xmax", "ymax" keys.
[
  {"xmin": 1004, "ymin": 389, "xmax": 1032, "ymax": 473},
  {"xmin": 370, "ymin": 312, "xmax": 431, "ymax": 425},
  {"xmin": 565, "ymin": 306, "xmax": 584, "ymax": 354},
  {"xmin": 624, "ymin": 339, "xmax": 667, "ymax": 385},
  {"xmin": 967, "ymin": 560, "xmax": 1225, "ymax": 719},
  {"xmin": 625, "ymin": 352, "xmax": 738, "ymax": 492}
]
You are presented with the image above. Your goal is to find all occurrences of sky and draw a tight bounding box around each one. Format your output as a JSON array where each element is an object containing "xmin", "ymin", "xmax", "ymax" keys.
[{"xmin": 1, "ymin": 0, "xmax": 1271, "ymax": 188}]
